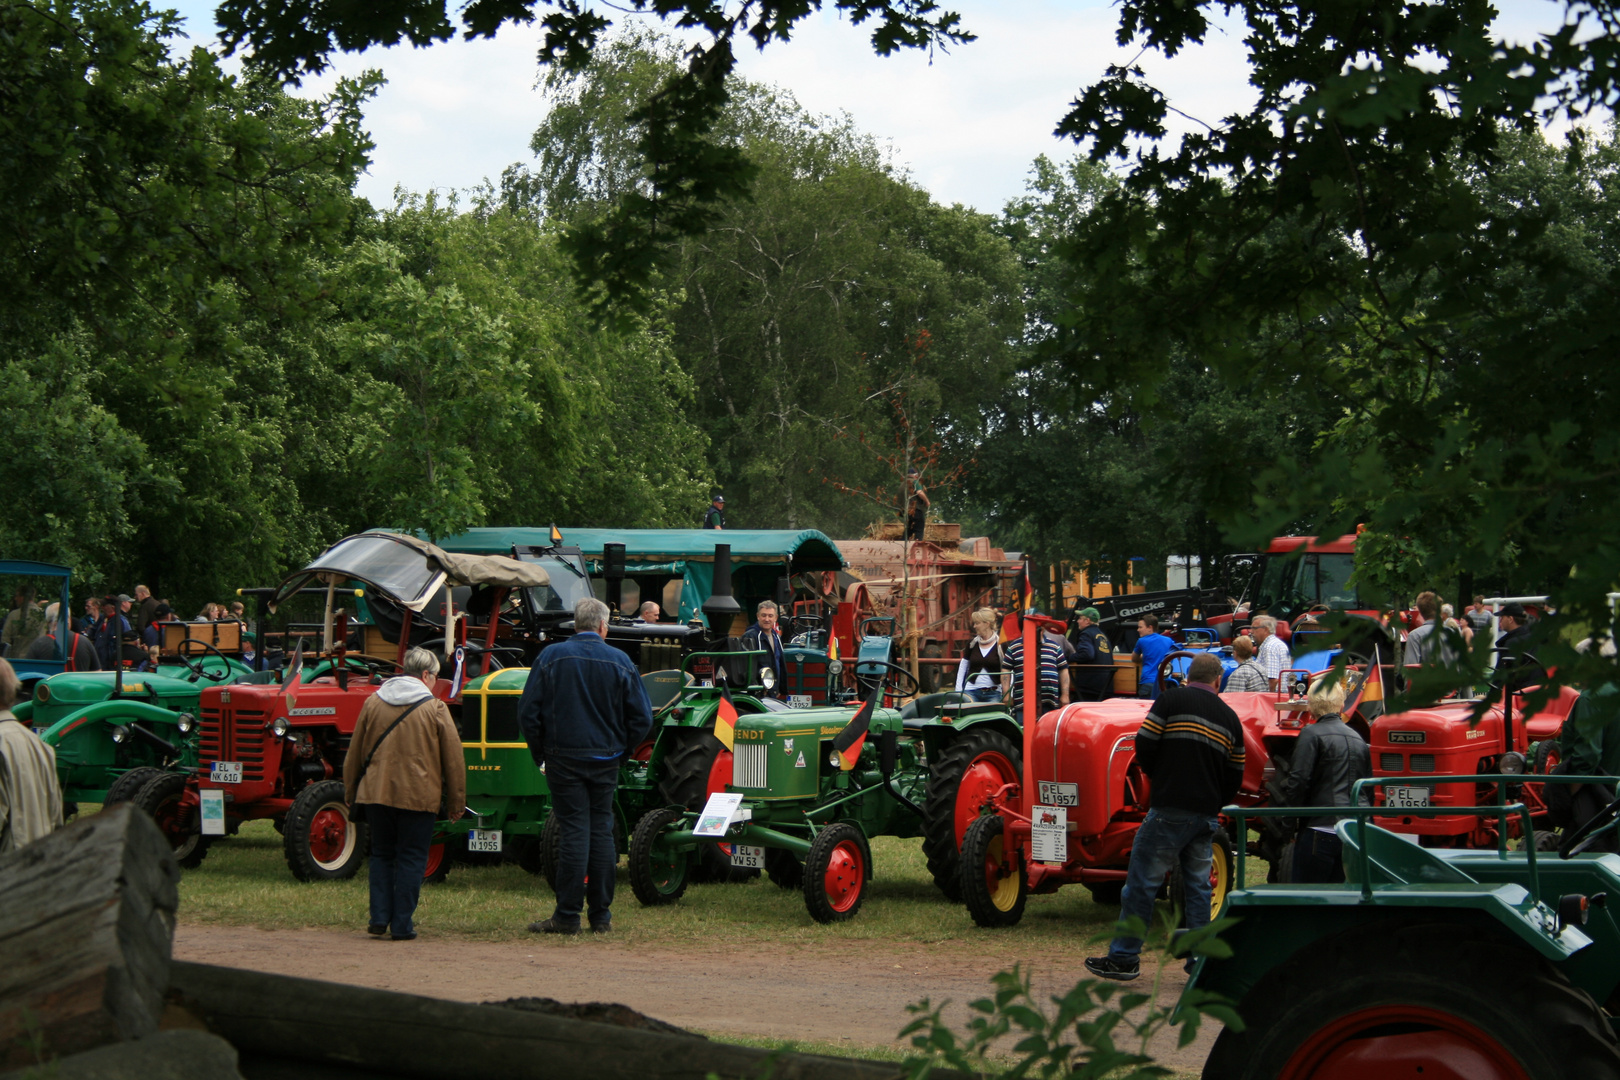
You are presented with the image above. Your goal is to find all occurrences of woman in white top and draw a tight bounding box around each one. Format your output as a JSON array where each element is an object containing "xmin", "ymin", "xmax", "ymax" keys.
[{"xmin": 954, "ymin": 608, "xmax": 1004, "ymax": 703}]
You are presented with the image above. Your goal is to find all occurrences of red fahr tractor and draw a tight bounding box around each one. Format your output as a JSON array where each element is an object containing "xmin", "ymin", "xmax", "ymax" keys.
[{"xmin": 957, "ymin": 616, "xmax": 1287, "ymax": 926}]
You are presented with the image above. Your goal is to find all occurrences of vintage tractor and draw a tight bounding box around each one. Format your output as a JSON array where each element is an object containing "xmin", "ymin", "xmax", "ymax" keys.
[
  {"xmin": 1193, "ymin": 777, "xmax": 1620, "ymax": 1078},
  {"xmin": 140, "ymin": 531, "xmax": 552, "ymax": 880}
]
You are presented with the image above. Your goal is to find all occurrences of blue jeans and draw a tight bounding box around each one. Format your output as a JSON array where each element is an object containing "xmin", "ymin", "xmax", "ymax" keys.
[
  {"xmin": 965, "ymin": 686, "xmax": 1003, "ymax": 703},
  {"xmin": 1109, "ymin": 806, "xmax": 1217, "ymax": 960},
  {"xmin": 1290, "ymin": 829, "xmax": 1345, "ymax": 883},
  {"xmin": 1137, "ymin": 681, "xmax": 1160, "ymax": 700},
  {"xmin": 366, "ymin": 805, "xmax": 436, "ymax": 937},
  {"xmin": 548, "ymin": 757, "xmax": 620, "ymax": 929}
]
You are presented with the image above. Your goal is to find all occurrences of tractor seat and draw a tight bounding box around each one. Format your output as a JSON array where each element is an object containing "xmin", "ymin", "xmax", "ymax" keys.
[
  {"xmin": 232, "ymin": 670, "xmax": 282, "ymax": 685},
  {"xmin": 899, "ymin": 692, "xmax": 970, "ymax": 722},
  {"xmin": 641, "ymin": 669, "xmax": 685, "ymax": 712}
]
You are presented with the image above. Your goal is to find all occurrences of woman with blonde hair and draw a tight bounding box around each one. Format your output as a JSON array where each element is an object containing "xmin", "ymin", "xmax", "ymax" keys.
[
  {"xmin": 1276, "ymin": 672, "xmax": 1371, "ymax": 883},
  {"xmin": 954, "ymin": 608, "xmax": 1003, "ymax": 703}
]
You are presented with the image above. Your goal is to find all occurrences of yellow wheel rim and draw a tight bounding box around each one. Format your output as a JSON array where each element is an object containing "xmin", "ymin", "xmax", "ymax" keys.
[
  {"xmin": 985, "ymin": 834, "xmax": 1022, "ymax": 911},
  {"xmin": 1209, "ymin": 844, "xmax": 1231, "ymax": 920}
]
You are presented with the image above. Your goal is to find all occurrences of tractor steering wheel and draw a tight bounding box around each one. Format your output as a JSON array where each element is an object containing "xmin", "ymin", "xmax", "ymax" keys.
[
  {"xmin": 1156, "ymin": 651, "xmax": 1205, "ymax": 694},
  {"xmin": 1559, "ymin": 788, "xmax": 1620, "ymax": 859},
  {"xmin": 176, "ymin": 640, "xmax": 233, "ymax": 683},
  {"xmin": 853, "ymin": 658, "xmax": 922, "ymax": 701}
]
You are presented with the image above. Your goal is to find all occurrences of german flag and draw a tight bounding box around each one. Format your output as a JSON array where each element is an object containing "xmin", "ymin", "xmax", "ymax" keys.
[
  {"xmin": 833, "ymin": 685, "xmax": 879, "ymax": 771},
  {"xmin": 713, "ymin": 682, "xmax": 738, "ymax": 752},
  {"xmin": 281, "ymin": 641, "xmax": 304, "ymax": 716},
  {"xmin": 1345, "ymin": 644, "xmax": 1386, "ymax": 721},
  {"xmin": 827, "ymin": 627, "xmax": 839, "ymax": 665}
]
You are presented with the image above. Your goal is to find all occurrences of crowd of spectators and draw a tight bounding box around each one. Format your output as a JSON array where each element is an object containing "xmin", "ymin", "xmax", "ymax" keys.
[{"xmin": 1, "ymin": 584, "xmax": 250, "ymax": 672}]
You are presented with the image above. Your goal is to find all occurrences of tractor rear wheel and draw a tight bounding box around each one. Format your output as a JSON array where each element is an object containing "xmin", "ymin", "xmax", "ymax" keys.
[
  {"xmin": 539, "ymin": 811, "xmax": 562, "ymax": 890},
  {"xmin": 423, "ymin": 842, "xmax": 451, "ymax": 884},
  {"xmin": 132, "ymin": 772, "xmax": 210, "ymax": 869},
  {"xmin": 1201, "ymin": 920, "xmax": 1620, "ymax": 1080},
  {"xmin": 105, "ymin": 766, "xmax": 165, "ymax": 806},
  {"xmin": 1169, "ymin": 827, "xmax": 1235, "ymax": 925},
  {"xmin": 629, "ymin": 807, "xmax": 691, "ymax": 906},
  {"xmin": 657, "ymin": 732, "xmax": 754, "ymax": 883},
  {"xmin": 803, "ymin": 822, "xmax": 869, "ymax": 923},
  {"xmin": 960, "ymin": 814, "xmax": 1028, "ymax": 928},
  {"xmin": 922, "ymin": 728, "xmax": 1022, "ymax": 901},
  {"xmin": 1086, "ymin": 881, "xmax": 1124, "ymax": 905},
  {"xmin": 766, "ymin": 847, "xmax": 804, "ymax": 890},
  {"xmin": 284, "ymin": 780, "xmax": 367, "ymax": 881}
]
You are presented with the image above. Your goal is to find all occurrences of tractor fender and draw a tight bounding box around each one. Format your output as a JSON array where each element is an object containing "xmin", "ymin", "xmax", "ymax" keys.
[
  {"xmin": 38, "ymin": 698, "xmax": 190, "ymax": 747},
  {"xmin": 11, "ymin": 699, "xmax": 32, "ymax": 724},
  {"xmin": 920, "ymin": 715, "xmax": 1022, "ymax": 764}
]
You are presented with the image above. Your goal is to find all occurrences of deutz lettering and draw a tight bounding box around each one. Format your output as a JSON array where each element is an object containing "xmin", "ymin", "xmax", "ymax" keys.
[
  {"xmin": 735, "ymin": 729, "xmax": 765, "ymax": 740},
  {"xmin": 469, "ymin": 765, "xmax": 501, "ymax": 771}
]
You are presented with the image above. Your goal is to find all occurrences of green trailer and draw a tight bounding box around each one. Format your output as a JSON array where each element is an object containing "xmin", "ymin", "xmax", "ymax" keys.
[{"xmin": 1189, "ymin": 775, "xmax": 1620, "ymax": 1078}]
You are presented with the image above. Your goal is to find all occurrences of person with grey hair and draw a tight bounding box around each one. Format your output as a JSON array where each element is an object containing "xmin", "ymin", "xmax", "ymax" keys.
[
  {"xmin": 518, "ymin": 597, "xmax": 654, "ymax": 934},
  {"xmin": 0, "ymin": 657, "xmax": 64, "ymax": 853},
  {"xmin": 23, "ymin": 603, "xmax": 99, "ymax": 671},
  {"xmin": 1278, "ymin": 673, "xmax": 1371, "ymax": 883},
  {"xmin": 636, "ymin": 601, "xmax": 661, "ymax": 625},
  {"xmin": 343, "ymin": 647, "xmax": 465, "ymax": 941},
  {"xmin": 1249, "ymin": 615, "xmax": 1290, "ymax": 691},
  {"xmin": 741, "ymin": 600, "xmax": 786, "ymax": 698}
]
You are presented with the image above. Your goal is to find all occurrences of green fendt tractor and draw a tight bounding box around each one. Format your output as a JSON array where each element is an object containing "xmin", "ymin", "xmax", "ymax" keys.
[
  {"xmin": 624, "ymin": 656, "xmax": 1029, "ymax": 923},
  {"xmin": 1190, "ymin": 774, "xmax": 1620, "ymax": 1079}
]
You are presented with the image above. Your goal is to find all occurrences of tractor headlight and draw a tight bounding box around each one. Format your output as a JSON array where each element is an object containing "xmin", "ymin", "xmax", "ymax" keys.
[
  {"xmin": 827, "ymin": 658, "xmax": 843, "ymax": 676},
  {"xmin": 1499, "ymin": 751, "xmax": 1528, "ymax": 775},
  {"xmin": 176, "ymin": 713, "xmax": 194, "ymax": 734},
  {"xmin": 33, "ymin": 683, "xmax": 50, "ymax": 704},
  {"xmin": 111, "ymin": 725, "xmax": 130, "ymax": 744},
  {"xmin": 761, "ymin": 666, "xmax": 777, "ymax": 690},
  {"xmin": 271, "ymin": 716, "xmax": 290, "ymax": 738},
  {"xmin": 829, "ymin": 749, "xmax": 842, "ymax": 768}
]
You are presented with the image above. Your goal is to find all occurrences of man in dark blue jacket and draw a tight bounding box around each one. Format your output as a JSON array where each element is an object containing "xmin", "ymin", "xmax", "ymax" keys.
[{"xmin": 518, "ymin": 597, "xmax": 654, "ymax": 934}]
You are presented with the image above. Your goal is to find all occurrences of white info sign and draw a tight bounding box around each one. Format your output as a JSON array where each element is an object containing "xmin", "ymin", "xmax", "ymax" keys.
[
  {"xmin": 199, "ymin": 788, "xmax": 227, "ymax": 836},
  {"xmin": 693, "ymin": 792, "xmax": 750, "ymax": 837},
  {"xmin": 1031, "ymin": 804, "xmax": 1068, "ymax": 863}
]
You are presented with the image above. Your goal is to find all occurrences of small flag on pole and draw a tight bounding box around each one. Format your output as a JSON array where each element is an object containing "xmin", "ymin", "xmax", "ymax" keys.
[
  {"xmin": 449, "ymin": 645, "xmax": 466, "ymax": 697},
  {"xmin": 1345, "ymin": 645, "xmax": 1386, "ymax": 721},
  {"xmin": 281, "ymin": 641, "xmax": 304, "ymax": 716},
  {"xmin": 714, "ymin": 682, "xmax": 738, "ymax": 752},
  {"xmin": 832, "ymin": 685, "xmax": 879, "ymax": 771}
]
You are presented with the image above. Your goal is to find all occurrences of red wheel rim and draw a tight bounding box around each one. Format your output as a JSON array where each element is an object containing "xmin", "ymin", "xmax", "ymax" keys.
[
  {"xmin": 309, "ymin": 806, "xmax": 351, "ymax": 867},
  {"xmin": 1280, "ymin": 1004, "xmax": 1532, "ymax": 1080},
  {"xmin": 707, "ymin": 748, "xmax": 733, "ymax": 797},
  {"xmin": 954, "ymin": 751, "xmax": 1018, "ymax": 844},
  {"xmin": 152, "ymin": 793, "xmax": 193, "ymax": 845},
  {"xmin": 423, "ymin": 843, "xmax": 446, "ymax": 879},
  {"xmin": 823, "ymin": 840, "xmax": 865, "ymax": 913}
]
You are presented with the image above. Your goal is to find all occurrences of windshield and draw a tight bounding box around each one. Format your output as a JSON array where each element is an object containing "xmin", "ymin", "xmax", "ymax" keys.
[
  {"xmin": 299, "ymin": 534, "xmax": 438, "ymax": 607},
  {"xmin": 523, "ymin": 554, "xmax": 593, "ymax": 613},
  {"xmin": 1256, "ymin": 552, "xmax": 1359, "ymax": 614}
]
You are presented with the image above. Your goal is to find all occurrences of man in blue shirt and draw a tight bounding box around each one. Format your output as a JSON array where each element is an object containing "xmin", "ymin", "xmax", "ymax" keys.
[
  {"xmin": 1133, "ymin": 615, "xmax": 1175, "ymax": 700},
  {"xmin": 518, "ymin": 597, "xmax": 654, "ymax": 934}
]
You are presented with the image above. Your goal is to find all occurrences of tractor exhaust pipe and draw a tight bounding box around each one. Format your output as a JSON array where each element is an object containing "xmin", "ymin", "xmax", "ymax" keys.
[
  {"xmin": 604, "ymin": 542, "xmax": 626, "ymax": 614},
  {"xmin": 703, "ymin": 544, "xmax": 742, "ymax": 621}
]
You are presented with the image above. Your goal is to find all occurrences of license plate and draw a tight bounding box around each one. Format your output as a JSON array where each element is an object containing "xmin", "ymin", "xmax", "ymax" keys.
[
  {"xmin": 1038, "ymin": 781, "xmax": 1078, "ymax": 806},
  {"xmin": 467, "ymin": 829, "xmax": 503, "ymax": 853},
  {"xmin": 787, "ymin": 695, "xmax": 813, "ymax": 709},
  {"xmin": 1386, "ymin": 785, "xmax": 1431, "ymax": 809},
  {"xmin": 210, "ymin": 761, "xmax": 242, "ymax": 783},
  {"xmin": 730, "ymin": 843, "xmax": 765, "ymax": 869}
]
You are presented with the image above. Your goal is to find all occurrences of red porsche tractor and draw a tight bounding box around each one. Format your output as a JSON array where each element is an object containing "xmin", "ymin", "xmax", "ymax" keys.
[
  {"xmin": 956, "ymin": 617, "xmax": 1286, "ymax": 926},
  {"xmin": 142, "ymin": 532, "xmax": 553, "ymax": 881}
]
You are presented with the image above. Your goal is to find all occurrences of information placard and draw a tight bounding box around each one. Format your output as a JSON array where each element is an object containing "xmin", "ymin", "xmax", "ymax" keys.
[
  {"xmin": 200, "ymin": 788, "xmax": 227, "ymax": 836},
  {"xmin": 1031, "ymin": 804, "xmax": 1067, "ymax": 863}
]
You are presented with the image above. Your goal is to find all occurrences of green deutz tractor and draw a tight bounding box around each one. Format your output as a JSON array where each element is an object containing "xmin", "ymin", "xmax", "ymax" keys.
[
  {"xmin": 1189, "ymin": 774, "xmax": 1620, "ymax": 1078},
  {"xmin": 623, "ymin": 657, "xmax": 1029, "ymax": 922}
]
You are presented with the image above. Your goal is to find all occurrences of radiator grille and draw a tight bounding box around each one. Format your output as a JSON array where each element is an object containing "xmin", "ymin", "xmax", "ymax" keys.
[
  {"xmin": 1380, "ymin": 753, "xmax": 1404, "ymax": 772},
  {"xmin": 1410, "ymin": 754, "xmax": 1436, "ymax": 773},
  {"xmin": 198, "ymin": 705, "xmax": 269, "ymax": 782},
  {"xmin": 734, "ymin": 743, "xmax": 769, "ymax": 789}
]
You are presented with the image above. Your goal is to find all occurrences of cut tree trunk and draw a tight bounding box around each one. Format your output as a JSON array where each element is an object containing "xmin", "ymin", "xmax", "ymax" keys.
[{"xmin": 0, "ymin": 804, "xmax": 180, "ymax": 1070}]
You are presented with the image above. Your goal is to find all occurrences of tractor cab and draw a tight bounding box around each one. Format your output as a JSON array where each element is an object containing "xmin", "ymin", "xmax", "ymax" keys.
[{"xmin": 0, "ymin": 560, "xmax": 73, "ymax": 693}]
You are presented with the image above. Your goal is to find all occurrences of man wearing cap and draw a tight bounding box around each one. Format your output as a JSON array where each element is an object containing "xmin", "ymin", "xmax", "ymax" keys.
[
  {"xmin": 1070, "ymin": 607, "xmax": 1115, "ymax": 701},
  {"xmin": 1493, "ymin": 602, "xmax": 1543, "ymax": 690},
  {"xmin": 703, "ymin": 495, "xmax": 726, "ymax": 530}
]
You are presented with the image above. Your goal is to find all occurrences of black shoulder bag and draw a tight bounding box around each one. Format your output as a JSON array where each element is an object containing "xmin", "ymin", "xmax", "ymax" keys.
[{"xmin": 349, "ymin": 697, "xmax": 430, "ymax": 807}]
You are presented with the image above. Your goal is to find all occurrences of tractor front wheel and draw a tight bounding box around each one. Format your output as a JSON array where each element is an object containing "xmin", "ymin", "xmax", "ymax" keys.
[
  {"xmin": 423, "ymin": 842, "xmax": 451, "ymax": 884},
  {"xmin": 629, "ymin": 807, "xmax": 691, "ymax": 906},
  {"xmin": 922, "ymin": 728, "xmax": 1022, "ymax": 901},
  {"xmin": 1170, "ymin": 827, "xmax": 1235, "ymax": 926},
  {"xmin": 105, "ymin": 766, "xmax": 165, "ymax": 806},
  {"xmin": 803, "ymin": 822, "xmax": 869, "ymax": 923},
  {"xmin": 1202, "ymin": 921, "xmax": 1620, "ymax": 1080},
  {"xmin": 539, "ymin": 811, "xmax": 562, "ymax": 891},
  {"xmin": 132, "ymin": 772, "xmax": 210, "ymax": 869},
  {"xmin": 657, "ymin": 732, "xmax": 753, "ymax": 883},
  {"xmin": 283, "ymin": 780, "xmax": 367, "ymax": 882},
  {"xmin": 960, "ymin": 814, "xmax": 1028, "ymax": 928}
]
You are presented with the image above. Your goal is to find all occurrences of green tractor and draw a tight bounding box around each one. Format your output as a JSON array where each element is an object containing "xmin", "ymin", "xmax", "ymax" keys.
[
  {"xmin": 1191, "ymin": 774, "xmax": 1620, "ymax": 1078},
  {"xmin": 623, "ymin": 655, "xmax": 1030, "ymax": 922}
]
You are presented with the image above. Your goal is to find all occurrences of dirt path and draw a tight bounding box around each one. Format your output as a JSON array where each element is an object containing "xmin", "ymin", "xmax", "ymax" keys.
[{"xmin": 174, "ymin": 924, "xmax": 1217, "ymax": 1074}]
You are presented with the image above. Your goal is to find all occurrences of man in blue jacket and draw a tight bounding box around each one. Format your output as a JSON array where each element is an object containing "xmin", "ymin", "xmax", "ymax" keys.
[{"xmin": 518, "ymin": 597, "xmax": 654, "ymax": 935}]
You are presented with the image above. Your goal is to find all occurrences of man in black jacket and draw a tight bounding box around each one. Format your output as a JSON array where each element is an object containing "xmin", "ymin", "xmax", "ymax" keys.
[
  {"xmin": 1493, "ymin": 602, "xmax": 1544, "ymax": 690},
  {"xmin": 1069, "ymin": 607, "xmax": 1114, "ymax": 701},
  {"xmin": 1279, "ymin": 676, "xmax": 1371, "ymax": 882},
  {"xmin": 741, "ymin": 601, "xmax": 786, "ymax": 698},
  {"xmin": 1086, "ymin": 653, "xmax": 1243, "ymax": 981}
]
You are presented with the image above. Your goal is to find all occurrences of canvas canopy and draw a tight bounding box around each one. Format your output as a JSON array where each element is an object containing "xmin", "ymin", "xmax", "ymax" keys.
[{"xmin": 276, "ymin": 532, "xmax": 550, "ymax": 612}]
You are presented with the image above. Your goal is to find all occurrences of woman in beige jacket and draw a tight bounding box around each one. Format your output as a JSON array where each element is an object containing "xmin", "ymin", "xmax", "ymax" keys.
[
  {"xmin": 0, "ymin": 658, "xmax": 64, "ymax": 854},
  {"xmin": 343, "ymin": 647, "xmax": 466, "ymax": 940}
]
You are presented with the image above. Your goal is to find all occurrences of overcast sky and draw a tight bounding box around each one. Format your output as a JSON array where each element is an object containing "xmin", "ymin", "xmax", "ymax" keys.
[{"xmin": 165, "ymin": 0, "xmax": 1579, "ymax": 215}]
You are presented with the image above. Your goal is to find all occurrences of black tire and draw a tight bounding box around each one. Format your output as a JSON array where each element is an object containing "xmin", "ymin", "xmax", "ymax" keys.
[
  {"xmin": 283, "ymin": 779, "xmax": 367, "ymax": 881},
  {"xmin": 766, "ymin": 847, "xmax": 804, "ymax": 890},
  {"xmin": 510, "ymin": 834, "xmax": 544, "ymax": 876},
  {"xmin": 960, "ymin": 814, "xmax": 1028, "ymax": 928},
  {"xmin": 922, "ymin": 727, "xmax": 1022, "ymax": 901},
  {"xmin": 540, "ymin": 810, "xmax": 562, "ymax": 891},
  {"xmin": 803, "ymin": 821, "xmax": 869, "ymax": 923},
  {"xmin": 105, "ymin": 766, "xmax": 165, "ymax": 806},
  {"xmin": 1169, "ymin": 827, "xmax": 1235, "ymax": 926},
  {"xmin": 629, "ymin": 807, "xmax": 690, "ymax": 906},
  {"xmin": 1534, "ymin": 738, "xmax": 1560, "ymax": 775},
  {"xmin": 1086, "ymin": 881, "xmax": 1124, "ymax": 905},
  {"xmin": 132, "ymin": 772, "xmax": 210, "ymax": 869},
  {"xmin": 423, "ymin": 841, "xmax": 451, "ymax": 884},
  {"xmin": 1201, "ymin": 920, "xmax": 1620, "ymax": 1080},
  {"xmin": 657, "ymin": 732, "xmax": 754, "ymax": 883}
]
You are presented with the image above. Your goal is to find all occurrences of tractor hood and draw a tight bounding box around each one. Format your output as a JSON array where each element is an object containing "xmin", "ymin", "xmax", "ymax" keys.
[
  {"xmin": 32, "ymin": 670, "xmax": 203, "ymax": 708},
  {"xmin": 272, "ymin": 532, "xmax": 551, "ymax": 613}
]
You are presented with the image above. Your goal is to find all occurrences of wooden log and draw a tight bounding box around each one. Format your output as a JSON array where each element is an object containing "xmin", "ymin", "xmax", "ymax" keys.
[
  {"xmin": 0, "ymin": 1029, "xmax": 244, "ymax": 1080},
  {"xmin": 167, "ymin": 962, "xmax": 948, "ymax": 1080},
  {"xmin": 0, "ymin": 804, "xmax": 180, "ymax": 1070}
]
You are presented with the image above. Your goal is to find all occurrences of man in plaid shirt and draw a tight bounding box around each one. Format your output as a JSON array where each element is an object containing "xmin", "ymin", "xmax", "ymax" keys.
[{"xmin": 1251, "ymin": 615, "xmax": 1290, "ymax": 691}]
